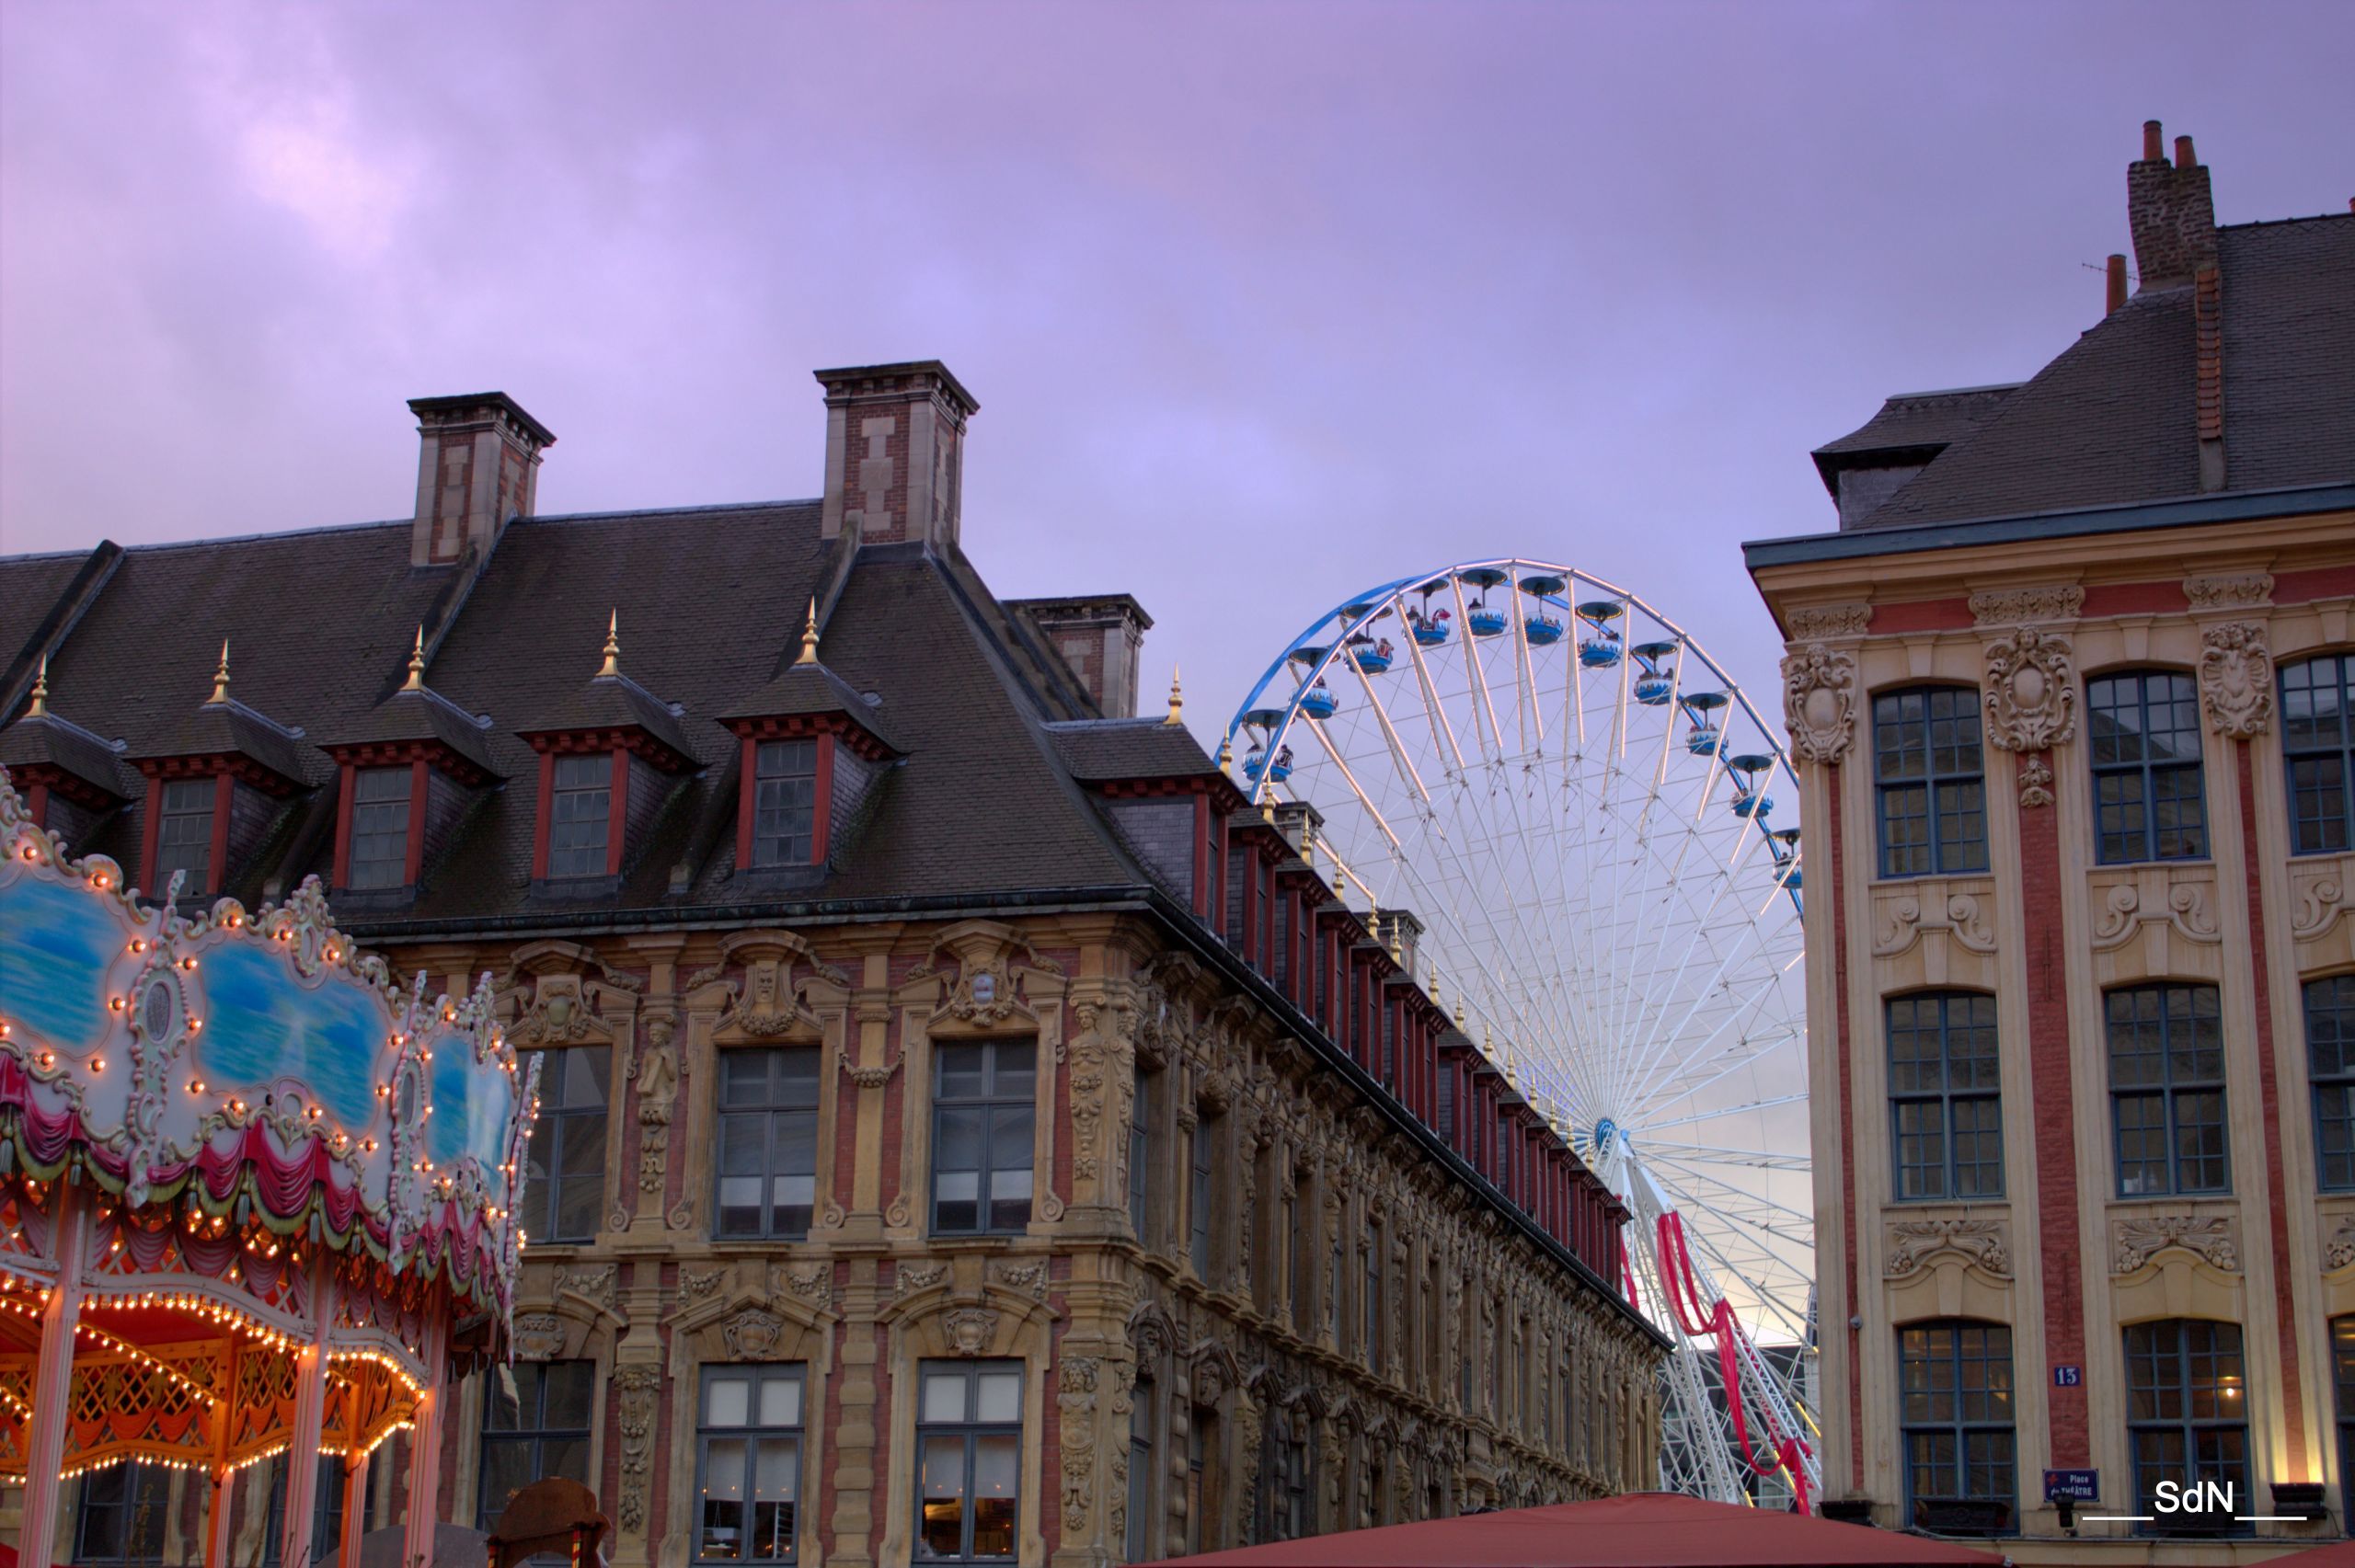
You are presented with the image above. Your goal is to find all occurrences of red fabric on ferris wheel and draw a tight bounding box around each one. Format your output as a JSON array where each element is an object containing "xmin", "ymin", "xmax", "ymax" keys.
[{"xmin": 1127, "ymin": 1493, "xmax": 2011, "ymax": 1567}]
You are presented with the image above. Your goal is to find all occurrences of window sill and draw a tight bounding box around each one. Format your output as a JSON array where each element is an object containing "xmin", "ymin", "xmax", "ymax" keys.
[{"xmin": 2091, "ymin": 854, "xmax": 2215, "ymax": 870}]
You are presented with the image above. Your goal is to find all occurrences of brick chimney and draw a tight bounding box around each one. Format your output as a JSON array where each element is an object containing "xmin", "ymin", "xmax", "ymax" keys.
[
  {"xmin": 1008, "ymin": 594, "xmax": 1153, "ymax": 717},
  {"xmin": 408, "ymin": 393, "xmax": 555, "ymax": 567},
  {"xmin": 815, "ymin": 361, "xmax": 979, "ymax": 548},
  {"xmin": 2127, "ymin": 120, "xmax": 2217, "ymax": 292}
]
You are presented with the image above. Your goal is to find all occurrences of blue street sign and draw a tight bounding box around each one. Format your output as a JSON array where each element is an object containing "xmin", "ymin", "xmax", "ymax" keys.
[
  {"xmin": 2052, "ymin": 1365, "xmax": 2083, "ymax": 1387},
  {"xmin": 2045, "ymin": 1469, "xmax": 2099, "ymax": 1503}
]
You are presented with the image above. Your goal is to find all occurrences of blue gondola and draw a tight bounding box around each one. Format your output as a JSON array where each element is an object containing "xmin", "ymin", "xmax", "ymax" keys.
[
  {"xmin": 1519, "ymin": 574, "xmax": 1568, "ymax": 647},
  {"xmin": 1243, "ymin": 746, "xmax": 1293, "ymax": 784},
  {"xmin": 1728, "ymin": 753, "xmax": 1775, "ymax": 818},
  {"xmin": 1299, "ymin": 683, "xmax": 1338, "ymax": 719},
  {"xmin": 1412, "ymin": 619, "xmax": 1452, "ymax": 647},
  {"xmin": 1576, "ymin": 600, "xmax": 1625, "ymax": 668},
  {"xmin": 1459, "ymin": 567, "xmax": 1511, "ymax": 638},
  {"xmin": 1770, "ymin": 827, "xmax": 1802, "ymax": 891},
  {"xmin": 1349, "ymin": 638, "xmax": 1395, "ymax": 675},
  {"xmin": 1632, "ymin": 641, "xmax": 1678, "ymax": 705},
  {"xmin": 1683, "ymin": 690, "xmax": 1729, "ymax": 755}
]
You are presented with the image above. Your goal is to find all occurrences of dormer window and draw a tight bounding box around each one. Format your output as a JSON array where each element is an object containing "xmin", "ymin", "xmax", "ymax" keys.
[
  {"xmin": 549, "ymin": 754, "xmax": 615, "ymax": 878},
  {"xmin": 348, "ymin": 766, "xmax": 414, "ymax": 889},
  {"xmin": 752, "ymin": 739, "xmax": 819, "ymax": 867},
  {"xmin": 154, "ymin": 778, "xmax": 216, "ymax": 889}
]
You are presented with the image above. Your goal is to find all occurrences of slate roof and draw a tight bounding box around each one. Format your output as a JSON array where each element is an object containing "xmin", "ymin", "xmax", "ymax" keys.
[
  {"xmin": 521, "ymin": 670, "xmax": 695, "ymax": 763},
  {"xmin": 0, "ymin": 500, "xmax": 1172, "ymax": 925},
  {"xmin": 719, "ymin": 657, "xmax": 906, "ymax": 753},
  {"xmin": 1833, "ymin": 212, "xmax": 2355, "ymax": 530},
  {"xmin": 0, "ymin": 709, "xmax": 139, "ymax": 799},
  {"xmin": 1809, "ymin": 383, "xmax": 2019, "ymax": 494},
  {"xmin": 1046, "ymin": 716, "xmax": 1219, "ymax": 782}
]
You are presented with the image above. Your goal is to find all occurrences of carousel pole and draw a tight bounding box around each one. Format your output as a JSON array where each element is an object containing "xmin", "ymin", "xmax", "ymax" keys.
[
  {"xmin": 403, "ymin": 1310, "xmax": 451, "ymax": 1568},
  {"xmin": 203, "ymin": 1466, "xmax": 236, "ymax": 1568},
  {"xmin": 340, "ymin": 1448, "xmax": 373, "ymax": 1566},
  {"xmin": 19, "ymin": 1178, "xmax": 92, "ymax": 1568},
  {"xmin": 280, "ymin": 1253, "xmax": 339, "ymax": 1568}
]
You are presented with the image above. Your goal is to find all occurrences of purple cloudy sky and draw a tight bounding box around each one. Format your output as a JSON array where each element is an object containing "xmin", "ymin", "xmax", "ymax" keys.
[{"xmin": 3, "ymin": 1, "xmax": 2349, "ymax": 738}]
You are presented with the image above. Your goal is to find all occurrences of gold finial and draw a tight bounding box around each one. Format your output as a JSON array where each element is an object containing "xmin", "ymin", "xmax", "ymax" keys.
[
  {"xmin": 1217, "ymin": 735, "xmax": 1233, "ymax": 772},
  {"xmin": 1453, "ymin": 997, "xmax": 1465, "ymax": 1029},
  {"xmin": 27, "ymin": 652, "xmax": 48, "ymax": 717},
  {"xmin": 1260, "ymin": 800, "xmax": 1276, "ymax": 826},
  {"xmin": 1430, "ymin": 967, "xmax": 1442, "ymax": 1009},
  {"xmin": 598, "ymin": 611, "xmax": 621, "ymax": 679},
  {"xmin": 794, "ymin": 599, "xmax": 821, "ymax": 667},
  {"xmin": 401, "ymin": 626, "xmax": 427, "ymax": 692},
  {"xmin": 1163, "ymin": 666, "xmax": 1183, "ymax": 726},
  {"xmin": 207, "ymin": 640, "xmax": 232, "ymax": 705},
  {"xmin": 1388, "ymin": 918, "xmax": 1404, "ymax": 965}
]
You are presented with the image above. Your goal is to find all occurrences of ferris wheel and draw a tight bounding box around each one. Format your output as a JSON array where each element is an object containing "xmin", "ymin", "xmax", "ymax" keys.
[{"xmin": 1222, "ymin": 558, "xmax": 1820, "ymax": 1510}]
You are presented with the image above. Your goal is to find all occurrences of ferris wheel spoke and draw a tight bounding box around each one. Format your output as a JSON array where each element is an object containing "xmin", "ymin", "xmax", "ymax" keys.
[{"xmin": 1639, "ymin": 1091, "xmax": 1810, "ymax": 1134}]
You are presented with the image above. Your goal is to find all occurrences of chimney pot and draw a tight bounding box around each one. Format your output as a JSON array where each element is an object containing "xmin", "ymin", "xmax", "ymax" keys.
[
  {"xmin": 407, "ymin": 393, "xmax": 554, "ymax": 568},
  {"xmin": 1006, "ymin": 594, "xmax": 1154, "ymax": 717},
  {"xmin": 2142, "ymin": 120, "xmax": 2165, "ymax": 161},
  {"xmin": 2175, "ymin": 134, "xmax": 2197, "ymax": 170},
  {"xmin": 2106, "ymin": 254, "xmax": 2129, "ymax": 315},
  {"xmin": 2125, "ymin": 125, "xmax": 2217, "ymax": 292}
]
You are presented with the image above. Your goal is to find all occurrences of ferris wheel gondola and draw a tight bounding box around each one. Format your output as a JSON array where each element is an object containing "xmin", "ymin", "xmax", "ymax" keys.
[{"xmin": 1225, "ymin": 556, "xmax": 1818, "ymax": 1511}]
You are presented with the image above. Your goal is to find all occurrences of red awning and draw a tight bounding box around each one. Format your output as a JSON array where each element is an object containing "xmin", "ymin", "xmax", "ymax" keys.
[{"xmin": 1135, "ymin": 1494, "xmax": 2014, "ymax": 1568}]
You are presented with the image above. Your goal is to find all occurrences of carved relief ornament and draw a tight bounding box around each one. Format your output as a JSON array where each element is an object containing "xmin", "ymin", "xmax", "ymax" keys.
[
  {"xmin": 1884, "ymin": 1218, "xmax": 2011, "ymax": 1278},
  {"xmin": 1970, "ymin": 584, "xmax": 2085, "ymax": 627},
  {"xmin": 2090, "ymin": 878, "xmax": 2221, "ymax": 950},
  {"xmin": 2198, "ymin": 621, "xmax": 2274, "ymax": 739},
  {"xmin": 2184, "ymin": 572, "xmax": 2273, "ymax": 612},
  {"xmin": 1872, "ymin": 889, "xmax": 1995, "ymax": 958},
  {"xmin": 1780, "ymin": 642, "xmax": 1857, "ymax": 764},
  {"xmin": 2111, "ymin": 1214, "xmax": 2238, "ymax": 1275},
  {"xmin": 613, "ymin": 1363, "xmax": 663, "ymax": 1534},
  {"xmin": 1786, "ymin": 602, "xmax": 1871, "ymax": 641},
  {"xmin": 1982, "ymin": 625, "xmax": 2076, "ymax": 805}
]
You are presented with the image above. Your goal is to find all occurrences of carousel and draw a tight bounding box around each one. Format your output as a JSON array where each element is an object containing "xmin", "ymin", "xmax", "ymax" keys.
[{"xmin": 0, "ymin": 768, "xmax": 537, "ymax": 1568}]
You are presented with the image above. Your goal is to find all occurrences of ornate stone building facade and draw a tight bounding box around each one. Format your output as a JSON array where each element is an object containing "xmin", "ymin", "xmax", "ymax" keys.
[
  {"xmin": 1750, "ymin": 127, "xmax": 2355, "ymax": 1563},
  {"xmin": 0, "ymin": 359, "xmax": 1660, "ymax": 1566}
]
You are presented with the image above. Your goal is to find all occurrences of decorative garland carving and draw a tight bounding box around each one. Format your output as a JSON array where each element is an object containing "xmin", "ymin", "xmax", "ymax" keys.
[
  {"xmin": 1780, "ymin": 643, "xmax": 1856, "ymax": 764},
  {"xmin": 2184, "ymin": 572, "xmax": 2273, "ymax": 612},
  {"xmin": 1884, "ymin": 1218, "xmax": 2011, "ymax": 1278},
  {"xmin": 774, "ymin": 1262, "xmax": 833, "ymax": 1310},
  {"xmin": 557, "ymin": 1264, "xmax": 618, "ymax": 1316},
  {"xmin": 895, "ymin": 1261, "xmax": 949, "ymax": 1299},
  {"xmin": 613, "ymin": 1363, "xmax": 663, "ymax": 1534},
  {"xmin": 2198, "ymin": 621, "xmax": 2274, "ymax": 739},
  {"xmin": 2112, "ymin": 1214, "xmax": 2238, "ymax": 1274},
  {"xmin": 1786, "ymin": 602, "xmax": 1871, "ymax": 640},
  {"xmin": 680, "ymin": 1266, "xmax": 724, "ymax": 1303},
  {"xmin": 1970, "ymin": 584, "xmax": 2084, "ymax": 627}
]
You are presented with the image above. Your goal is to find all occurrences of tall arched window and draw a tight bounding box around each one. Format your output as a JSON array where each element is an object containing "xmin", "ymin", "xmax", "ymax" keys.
[
  {"xmin": 2124, "ymin": 1319, "xmax": 2248, "ymax": 1535},
  {"xmin": 2334, "ymin": 1316, "xmax": 2355, "ymax": 1512},
  {"xmin": 2282, "ymin": 654, "xmax": 2355, "ymax": 854},
  {"xmin": 1872, "ymin": 687, "xmax": 1990, "ymax": 877},
  {"xmin": 1897, "ymin": 1320, "xmax": 2016, "ymax": 1535},
  {"xmin": 2307, "ymin": 977, "xmax": 2355, "ymax": 1191},
  {"xmin": 2087, "ymin": 670, "xmax": 2207, "ymax": 863}
]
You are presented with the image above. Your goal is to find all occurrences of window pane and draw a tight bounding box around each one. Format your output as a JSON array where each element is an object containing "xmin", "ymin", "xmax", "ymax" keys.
[
  {"xmin": 708, "ymin": 1377, "xmax": 752, "ymax": 1427},
  {"xmin": 937, "ymin": 1045, "xmax": 986, "ymax": 1099},
  {"xmin": 923, "ymin": 1371, "xmax": 969, "ymax": 1425},
  {"xmin": 990, "ymin": 1041, "xmax": 1037, "ymax": 1097},
  {"xmin": 703, "ymin": 1436, "xmax": 749, "ymax": 1558},
  {"xmin": 761, "ymin": 1378, "xmax": 803, "ymax": 1428},
  {"xmin": 976, "ymin": 1370, "xmax": 1023, "ymax": 1424},
  {"xmin": 918, "ymin": 1436, "xmax": 968, "ymax": 1558},
  {"xmin": 971, "ymin": 1435, "xmax": 1020, "ymax": 1557}
]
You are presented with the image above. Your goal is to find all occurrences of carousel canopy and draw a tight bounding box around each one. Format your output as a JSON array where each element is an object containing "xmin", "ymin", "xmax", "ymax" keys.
[{"xmin": 0, "ymin": 769, "xmax": 534, "ymax": 1321}]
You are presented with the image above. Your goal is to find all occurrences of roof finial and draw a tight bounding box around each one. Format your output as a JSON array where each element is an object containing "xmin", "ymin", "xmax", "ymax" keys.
[
  {"xmin": 27, "ymin": 652, "xmax": 49, "ymax": 717},
  {"xmin": 795, "ymin": 599, "xmax": 821, "ymax": 668},
  {"xmin": 598, "ymin": 611, "xmax": 621, "ymax": 679},
  {"xmin": 1388, "ymin": 917, "xmax": 1404, "ymax": 965},
  {"xmin": 207, "ymin": 640, "xmax": 232, "ymax": 705},
  {"xmin": 1453, "ymin": 997, "xmax": 1466, "ymax": 1030},
  {"xmin": 1163, "ymin": 666, "xmax": 1183, "ymax": 727},
  {"xmin": 401, "ymin": 626, "xmax": 427, "ymax": 692},
  {"xmin": 1217, "ymin": 734, "xmax": 1233, "ymax": 772}
]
